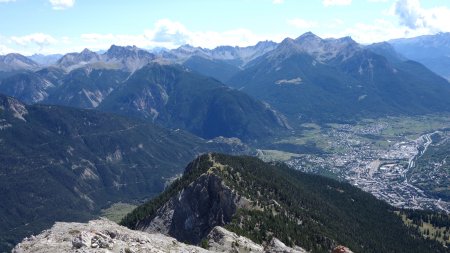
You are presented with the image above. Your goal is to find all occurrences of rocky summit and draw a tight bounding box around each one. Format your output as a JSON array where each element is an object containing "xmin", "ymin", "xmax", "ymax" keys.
[
  {"xmin": 13, "ymin": 218, "xmax": 210, "ymax": 253},
  {"xmin": 13, "ymin": 218, "xmax": 304, "ymax": 253}
]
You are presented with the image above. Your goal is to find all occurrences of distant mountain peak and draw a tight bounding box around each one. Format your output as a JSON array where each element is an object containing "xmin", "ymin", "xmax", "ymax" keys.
[
  {"xmin": 0, "ymin": 53, "xmax": 39, "ymax": 71},
  {"xmin": 167, "ymin": 41, "xmax": 278, "ymax": 69},
  {"xmin": 54, "ymin": 45, "xmax": 155, "ymax": 72},
  {"xmin": 295, "ymin": 31, "xmax": 321, "ymax": 41},
  {"xmin": 106, "ymin": 44, "xmax": 139, "ymax": 54},
  {"xmin": 333, "ymin": 36, "xmax": 357, "ymax": 45},
  {"xmin": 55, "ymin": 49, "xmax": 100, "ymax": 70},
  {"xmin": 278, "ymin": 37, "xmax": 296, "ymax": 47},
  {"xmin": 271, "ymin": 34, "xmax": 360, "ymax": 63},
  {"xmin": 254, "ymin": 40, "xmax": 277, "ymax": 48},
  {"xmin": 78, "ymin": 48, "xmax": 98, "ymax": 59},
  {"xmin": 106, "ymin": 45, "xmax": 132, "ymax": 56},
  {"xmin": 80, "ymin": 48, "xmax": 94, "ymax": 55},
  {"xmin": 105, "ymin": 45, "xmax": 154, "ymax": 59},
  {"xmin": 176, "ymin": 44, "xmax": 203, "ymax": 54}
]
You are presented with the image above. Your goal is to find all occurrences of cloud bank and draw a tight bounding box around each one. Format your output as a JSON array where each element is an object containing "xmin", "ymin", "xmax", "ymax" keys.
[
  {"xmin": 394, "ymin": 0, "xmax": 450, "ymax": 33},
  {"xmin": 49, "ymin": 0, "xmax": 75, "ymax": 10}
]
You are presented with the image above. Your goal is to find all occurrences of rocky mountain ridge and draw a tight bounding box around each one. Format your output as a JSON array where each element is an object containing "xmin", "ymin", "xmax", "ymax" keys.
[
  {"xmin": 0, "ymin": 63, "xmax": 289, "ymax": 141},
  {"xmin": 229, "ymin": 32, "xmax": 450, "ymax": 121},
  {"xmin": 390, "ymin": 32, "xmax": 450, "ymax": 80},
  {"xmin": 121, "ymin": 153, "xmax": 447, "ymax": 253},
  {"xmin": 55, "ymin": 45, "xmax": 157, "ymax": 73},
  {"xmin": 166, "ymin": 40, "xmax": 278, "ymax": 66},
  {"xmin": 0, "ymin": 53, "xmax": 39, "ymax": 72}
]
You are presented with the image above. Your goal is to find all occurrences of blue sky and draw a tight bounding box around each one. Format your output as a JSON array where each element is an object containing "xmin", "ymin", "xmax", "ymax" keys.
[{"xmin": 0, "ymin": 0, "xmax": 449, "ymax": 55}]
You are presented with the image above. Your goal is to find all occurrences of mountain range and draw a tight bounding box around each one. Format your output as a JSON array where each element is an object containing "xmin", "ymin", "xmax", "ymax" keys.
[
  {"xmin": 2, "ymin": 32, "xmax": 450, "ymax": 83},
  {"xmin": 390, "ymin": 32, "xmax": 450, "ymax": 80},
  {"xmin": 2, "ymin": 32, "xmax": 450, "ymax": 126},
  {"xmin": 2, "ymin": 31, "xmax": 450, "ymax": 252},
  {"xmin": 0, "ymin": 61, "xmax": 289, "ymax": 141},
  {"xmin": 27, "ymin": 53, "xmax": 63, "ymax": 66},
  {"xmin": 228, "ymin": 32, "xmax": 450, "ymax": 121},
  {"xmin": 98, "ymin": 64, "xmax": 289, "ymax": 140}
]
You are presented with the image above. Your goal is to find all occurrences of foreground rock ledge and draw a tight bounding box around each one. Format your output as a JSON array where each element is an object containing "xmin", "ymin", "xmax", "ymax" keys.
[
  {"xmin": 12, "ymin": 218, "xmax": 308, "ymax": 253},
  {"xmin": 13, "ymin": 218, "xmax": 210, "ymax": 253}
]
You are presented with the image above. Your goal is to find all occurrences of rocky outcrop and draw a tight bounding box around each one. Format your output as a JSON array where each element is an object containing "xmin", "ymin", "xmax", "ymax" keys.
[
  {"xmin": 205, "ymin": 226, "xmax": 307, "ymax": 253},
  {"xmin": 12, "ymin": 218, "xmax": 211, "ymax": 253},
  {"xmin": 206, "ymin": 226, "xmax": 264, "ymax": 252},
  {"xmin": 332, "ymin": 245, "xmax": 354, "ymax": 253},
  {"xmin": 12, "ymin": 219, "xmax": 306, "ymax": 253},
  {"xmin": 0, "ymin": 95, "xmax": 28, "ymax": 121},
  {"xmin": 133, "ymin": 154, "xmax": 308, "ymax": 252},
  {"xmin": 266, "ymin": 238, "xmax": 308, "ymax": 253},
  {"xmin": 137, "ymin": 172, "xmax": 241, "ymax": 244}
]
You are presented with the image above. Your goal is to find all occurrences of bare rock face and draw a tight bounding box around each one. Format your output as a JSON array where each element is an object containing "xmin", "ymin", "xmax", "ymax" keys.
[
  {"xmin": 134, "ymin": 155, "xmax": 310, "ymax": 252},
  {"xmin": 266, "ymin": 238, "xmax": 308, "ymax": 253},
  {"xmin": 12, "ymin": 218, "xmax": 211, "ymax": 253},
  {"xmin": 205, "ymin": 226, "xmax": 307, "ymax": 253},
  {"xmin": 206, "ymin": 226, "xmax": 264, "ymax": 252},
  {"xmin": 12, "ymin": 219, "xmax": 308, "ymax": 253},
  {"xmin": 137, "ymin": 173, "xmax": 241, "ymax": 244}
]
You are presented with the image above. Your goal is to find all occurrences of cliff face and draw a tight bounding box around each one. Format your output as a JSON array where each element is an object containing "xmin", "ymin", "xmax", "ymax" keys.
[
  {"xmin": 130, "ymin": 153, "xmax": 307, "ymax": 252},
  {"xmin": 137, "ymin": 172, "xmax": 242, "ymax": 244}
]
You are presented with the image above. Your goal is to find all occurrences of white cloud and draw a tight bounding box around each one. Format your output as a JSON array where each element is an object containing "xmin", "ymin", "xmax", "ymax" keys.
[
  {"xmin": 150, "ymin": 19, "xmax": 285, "ymax": 48},
  {"xmin": 11, "ymin": 33, "xmax": 57, "ymax": 50},
  {"xmin": 49, "ymin": 0, "xmax": 75, "ymax": 10},
  {"xmin": 287, "ymin": 18, "xmax": 318, "ymax": 29},
  {"xmin": 0, "ymin": 44, "xmax": 14, "ymax": 54},
  {"xmin": 273, "ymin": 0, "xmax": 284, "ymax": 4},
  {"xmin": 322, "ymin": 18, "xmax": 433, "ymax": 44},
  {"xmin": 394, "ymin": 0, "xmax": 450, "ymax": 33},
  {"xmin": 149, "ymin": 19, "xmax": 190, "ymax": 45},
  {"xmin": 80, "ymin": 20, "xmax": 193, "ymax": 50},
  {"xmin": 323, "ymin": 0, "xmax": 352, "ymax": 7},
  {"xmin": 80, "ymin": 19, "xmax": 286, "ymax": 50},
  {"xmin": 320, "ymin": 0, "xmax": 450, "ymax": 43},
  {"xmin": 0, "ymin": 0, "xmax": 15, "ymax": 3}
]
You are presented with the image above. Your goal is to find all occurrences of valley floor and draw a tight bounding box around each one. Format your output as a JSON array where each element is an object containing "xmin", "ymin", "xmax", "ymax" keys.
[{"xmin": 259, "ymin": 114, "xmax": 450, "ymax": 212}]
